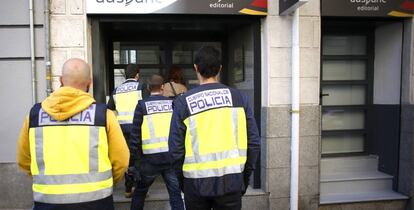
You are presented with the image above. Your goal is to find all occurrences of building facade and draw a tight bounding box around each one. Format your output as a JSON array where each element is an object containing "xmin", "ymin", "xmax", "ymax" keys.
[{"xmin": 1, "ymin": 0, "xmax": 414, "ymax": 209}]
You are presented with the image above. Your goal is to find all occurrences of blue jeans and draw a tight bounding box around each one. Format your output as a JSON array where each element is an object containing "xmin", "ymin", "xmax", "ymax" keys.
[{"xmin": 130, "ymin": 163, "xmax": 184, "ymax": 210}]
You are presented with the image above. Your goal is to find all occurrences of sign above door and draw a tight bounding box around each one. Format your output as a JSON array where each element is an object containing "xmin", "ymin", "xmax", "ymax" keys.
[
  {"xmin": 86, "ymin": 0, "xmax": 267, "ymax": 16},
  {"xmin": 322, "ymin": 0, "xmax": 414, "ymax": 17},
  {"xmin": 279, "ymin": 0, "xmax": 307, "ymax": 15}
]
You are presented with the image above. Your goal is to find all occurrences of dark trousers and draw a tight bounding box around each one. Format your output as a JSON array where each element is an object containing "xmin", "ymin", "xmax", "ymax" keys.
[
  {"xmin": 33, "ymin": 195, "xmax": 114, "ymax": 210},
  {"xmin": 184, "ymin": 192, "xmax": 242, "ymax": 210},
  {"xmin": 121, "ymin": 125, "xmax": 134, "ymax": 192},
  {"xmin": 130, "ymin": 163, "xmax": 184, "ymax": 210}
]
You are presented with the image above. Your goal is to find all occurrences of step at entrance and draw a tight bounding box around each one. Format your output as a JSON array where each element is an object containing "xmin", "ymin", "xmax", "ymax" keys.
[
  {"xmin": 320, "ymin": 155, "xmax": 408, "ymax": 204},
  {"xmin": 113, "ymin": 176, "xmax": 269, "ymax": 210}
]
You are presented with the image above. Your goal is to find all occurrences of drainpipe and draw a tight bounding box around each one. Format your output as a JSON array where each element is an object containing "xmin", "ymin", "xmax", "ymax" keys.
[
  {"xmin": 290, "ymin": 9, "xmax": 300, "ymax": 210},
  {"xmin": 29, "ymin": 0, "xmax": 37, "ymax": 104},
  {"xmin": 44, "ymin": 0, "xmax": 52, "ymax": 95}
]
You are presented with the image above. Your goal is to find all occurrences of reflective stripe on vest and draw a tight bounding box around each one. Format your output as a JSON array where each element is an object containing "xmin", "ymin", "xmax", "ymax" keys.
[
  {"xmin": 141, "ymin": 112, "xmax": 172, "ymax": 154},
  {"xmin": 114, "ymin": 90, "xmax": 142, "ymax": 124},
  {"xmin": 29, "ymin": 105, "xmax": 113, "ymax": 204},
  {"xmin": 183, "ymin": 107, "xmax": 248, "ymax": 179}
]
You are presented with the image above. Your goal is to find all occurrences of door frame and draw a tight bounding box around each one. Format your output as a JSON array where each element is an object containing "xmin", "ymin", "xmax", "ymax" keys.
[{"xmin": 90, "ymin": 14, "xmax": 263, "ymax": 188}]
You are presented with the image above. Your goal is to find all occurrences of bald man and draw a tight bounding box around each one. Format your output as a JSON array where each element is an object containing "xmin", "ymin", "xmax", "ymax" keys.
[{"xmin": 17, "ymin": 58, "xmax": 129, "ymax": 210}]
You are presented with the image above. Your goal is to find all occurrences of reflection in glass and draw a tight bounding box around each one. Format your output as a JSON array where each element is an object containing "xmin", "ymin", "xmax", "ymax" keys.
[
  {"xmin": 181, "ymin": 67, "xmax": 197, "ymax": 82},
  {"xmin": 173, "ymin": 42, "xmax": 221, "ymax": 64},
  {"xmin": 120, "ymin": 50, "xmax": 129, "ymax": 64},
  {"xmin": 113, "ymin": 42, "xmax": 120, "ymax": 65},
  {"xmin": 173, "ymin": 51, "xmax": 192, "ymax": 64},
  {"xmin": 139, "ymin": 68, "xmax": 162, "ymax": 84},
  {"xmin": 322, "ymin": 109, "xmax": 365, "ymax": 130},
  {"xmin": 137, "ymin": 50, "xmax": 160, "ymax": 64},
  {"xmin": 322, "ymin": 85, "xmax": 366, "ymax": 106},
  {"xmin": 323, "ymin": 60, "xmax": 366, "ymax": 81},
  {"xmin": 114, "ymin": 69, "xmax": 125, "ymax": 88},
  {"xmin": 130, "ymin": 50, "xmax": 136, "ymax": 64},
  {"xmin": 322, "ymin": 133, "xmax": 364, "ymax": 154},
  {"xmin": 323, "ymin": 36, "xmax": 366, "ymax": 55}
]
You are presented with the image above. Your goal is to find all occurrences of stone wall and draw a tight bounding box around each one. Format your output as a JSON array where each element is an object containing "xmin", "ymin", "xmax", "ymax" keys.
[
  {"xmin": 261, "ymin": 0, "xmax": 321, "ymax": 209},
  {"xmin": 50, "ymin": 0, "xmax": 88, "ymax": 90}
]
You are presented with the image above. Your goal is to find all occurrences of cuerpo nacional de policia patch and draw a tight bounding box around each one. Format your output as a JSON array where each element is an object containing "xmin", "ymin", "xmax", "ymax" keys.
[
  {"xmin": 186, "ymin": 88, "xmax": 233, "ymax": 115},
  {"xmin": 116, "ymin": 82, "xmax": 139, "ymax": 94},
  {"xmin": 145, "ymin": 100, "xmax": 173, "ymax": 115}
]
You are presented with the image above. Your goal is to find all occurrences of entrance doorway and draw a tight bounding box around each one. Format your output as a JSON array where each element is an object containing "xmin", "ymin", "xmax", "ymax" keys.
[
  {"xmin": 111, "ymin": 41, "xmax": 221, "ymax": 91},
  {"xmin": 90, "ymin": 15, "xmax": 262, "ymax": 188}
]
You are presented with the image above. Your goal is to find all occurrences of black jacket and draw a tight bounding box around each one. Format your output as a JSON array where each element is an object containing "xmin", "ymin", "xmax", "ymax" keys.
[
  {"xmin": 168, "ymin": 83, "xmax": 261, "ymax": 196},
  {"xmin": 107, "ymin": 79, "xmax": 148, "ymax": 135},
  {"xmin": 130, "ymin": 94, "xmax": 174, "ymax": 169}
]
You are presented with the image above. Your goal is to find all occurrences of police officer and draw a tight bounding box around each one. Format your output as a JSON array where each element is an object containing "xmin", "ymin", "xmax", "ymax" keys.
[
  {"xmin": 17, "ymin": 58, "xmax": 129, "ymax": 210},
  {"xmin": 130, "ymin": 74, "xmax": 184, "ymax": 210},
  {"xmin": 107, "ymin": 64, "xmax": 146, "ymax": 197},
  {"xmin": 169, "ymin": 46, "xmax": 261, "ymax": 210}
]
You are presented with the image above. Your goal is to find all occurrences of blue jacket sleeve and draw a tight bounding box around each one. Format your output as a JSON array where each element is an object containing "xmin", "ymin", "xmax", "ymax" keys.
[
  {"xmin": 130, "ymin": 101, "xmax": 144, "ymax": 168},
  {"xmin": 168, "ymin": 98, "xmax": 187, "ymax": 186},
  {"xmin": 243, "ymin": 94, "xmax": 261, "ymax": 180}
]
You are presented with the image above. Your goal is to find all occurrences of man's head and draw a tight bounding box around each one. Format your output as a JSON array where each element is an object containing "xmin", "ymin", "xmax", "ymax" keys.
[
  {"xmin": 194, "ymin": 46, "xmax": 222, "ymax": 79},
  {"xmin": 60, "ymin": 58, "xmax": 91, "ymax": 92},
  {"xmin": 125, "ymin": 64, "xmax": 140, "ymax": 80},
  {"xmin": 147, "ymin": 74, "xmax": 164, "ymax": 93}
]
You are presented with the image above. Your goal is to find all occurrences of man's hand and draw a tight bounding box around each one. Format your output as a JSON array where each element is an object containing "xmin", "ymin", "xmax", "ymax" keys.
[{"xmin": 127, "ymin": 166, "xmax": 141, "ymax": 183}]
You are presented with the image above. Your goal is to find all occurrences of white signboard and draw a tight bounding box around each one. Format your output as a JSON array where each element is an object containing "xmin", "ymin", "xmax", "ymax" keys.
[
  {"xmin": 86, "ymin": 0, "xmax": 268, "ymax": 15},
  {"xmin": 87, "ymin": 0, "xmax": 178, "ymax": 14}
]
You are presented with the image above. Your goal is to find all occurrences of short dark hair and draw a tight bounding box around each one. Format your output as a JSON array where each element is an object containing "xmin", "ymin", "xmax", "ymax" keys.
[
  {"xmin": 148, "ymin": 74, "xmax": 164, "ymax": 92},
  {"xmin": 125, "ymin": 64, "xmax": 140, "ymax": 79},
  {"xmin": 194, "ymin": 46, "xmax": 222, "ymax": 78}
]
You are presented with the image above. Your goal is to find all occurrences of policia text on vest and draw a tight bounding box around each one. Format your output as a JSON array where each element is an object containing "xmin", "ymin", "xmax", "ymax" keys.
[
  {"xmin": 130, "ymin": 92, "xmax": 185, "ymax": 209},
  {"xmin": 168, "ymin": 46, "xmax": 260, "ymax": 210},
  {"xmin": 17, "ymin": 59, "xmax": 129, "ymax": 210}
]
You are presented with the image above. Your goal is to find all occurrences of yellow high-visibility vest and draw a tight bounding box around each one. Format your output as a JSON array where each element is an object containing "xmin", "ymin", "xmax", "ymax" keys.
[
  {"xmin": 141, "ymin": 99, "xmax": 173, "ymax": 154},
  {"xmin": 114, "ymin": 81, "xmax": 142, "ymax": 124},
  {"xmin": 183, "ymin": 107, "xmax": 248, "ymax": 179},
  {"xmin": 28, "ymin": 103, "xmax": 113, "ymax": 204}
]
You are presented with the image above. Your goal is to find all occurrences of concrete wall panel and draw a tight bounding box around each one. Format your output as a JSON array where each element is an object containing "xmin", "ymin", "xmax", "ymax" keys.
[
  {"xmin": 0, "ymin": 0, "xmax": 45, "ymax": 25},
  {"xmin": 0, "ymin": 60, "xmax": 45, "ymax": 162},
  {"xmin": 0, "ymin": 28, "xmax": 45, "ymax": 58}
]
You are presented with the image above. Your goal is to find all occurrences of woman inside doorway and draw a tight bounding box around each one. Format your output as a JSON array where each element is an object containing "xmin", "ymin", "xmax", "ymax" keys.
[{"xmin": 163, "ymin": 65, "xmax": 188, "ymax": 98}]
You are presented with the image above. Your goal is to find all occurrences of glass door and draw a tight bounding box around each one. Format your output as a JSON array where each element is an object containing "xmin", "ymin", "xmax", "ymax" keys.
[
  {"xmin": 172, "ymin": 42, "xmax": 221, "ymax": 89},
  {"xmin": 321, "ymin": 34, "xmax": 372, "ymax": 155},
  {"xmin": 112, "ymin": 42, "xmax": 166, "ymax": 88},
  {"xmin": 111, "ymin": 41, "xmax": 221, "ymax": 90}
]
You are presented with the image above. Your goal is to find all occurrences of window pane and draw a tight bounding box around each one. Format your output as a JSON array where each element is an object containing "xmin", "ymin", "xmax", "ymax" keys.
[
  {"xmin": 322, "ymin": 109, "xmax": 365, "ymax": 130},
  {"xmin": 322, "ymin": 60, "xmax": 366, "ymax": 81},
  {"xmin": 129, "ymin": 50, "xmax": 136, "ymax": 64},
  {"xmin": 113, "ymin": 42, "xmax": 120, "ymax": 65},
  {"xmin": 120, "ymin": 50, "xmax": 129, "ymax": 64},
  {"xmin": 323, "ymin": 36, "xmax": 366, "ymax": 55},
  {"xmin": 114, "ymin": 69, "xmax": 125, "ymax": 88},
  {"xmin": 139, "ymin": 68, "xmax": 162, "ymax": 84},
  {"xmin": 173, "ymin": 42, "xmax": 221, "ymax": 64},
  {"xmin": 137, "ymin": 50, "xmax": 160, "ymax": 64},
  {"xmin": 180, "ymin": 67, "xmax": 197, "ymax": 82},
  {"xmin": 173, "ymin": 51, "xmax": 193, "ymax": 64},
  {"xmin": 322, "ymin": 85, "xmax": 366, "ymax": 105},
  {"xmin": 322, "ymin": 133, "xmax": 364, "ymax": 154}
]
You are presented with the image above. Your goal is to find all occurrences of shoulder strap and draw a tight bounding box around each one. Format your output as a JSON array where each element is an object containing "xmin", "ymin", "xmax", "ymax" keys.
[
  {"xmin": 29, "ymin": 103, "xmax": 42, "ymax": 128},
  {"xmin": 94, "ymin": 103, "xmax": 107, "ymax": 127},
  {"xmin": 169, "ymin": 82, "xmax": 178, "ymax": 96}
]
